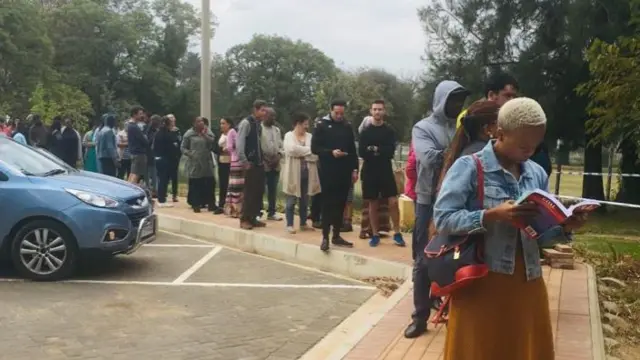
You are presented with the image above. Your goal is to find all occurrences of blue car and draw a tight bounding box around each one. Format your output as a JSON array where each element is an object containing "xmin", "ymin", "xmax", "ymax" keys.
[{"xmin": 0, "ymin": 136, "xmax": 157, "ymax": 281}]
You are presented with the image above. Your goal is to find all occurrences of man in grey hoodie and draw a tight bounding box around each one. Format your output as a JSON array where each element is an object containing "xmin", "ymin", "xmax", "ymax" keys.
[{"xmin": 404, "ymin": 80, "xmax": 469, "ymax": 338}]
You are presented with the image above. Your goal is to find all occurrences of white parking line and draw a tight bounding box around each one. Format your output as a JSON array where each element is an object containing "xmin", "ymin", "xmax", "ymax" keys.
[
  {"xmin": 158, "ymin": 230, "xmax": 370, "ymax": 285},
  {"xmin": 144, "ymin": 244, "xmax": 215, "ymax": 248},
  {"xmin": 0, "ymin": 277, "xmax": 376, "ymax": 290},
  {"xmin": 172, "ymin": 246, "xmax": 222, "ymax": 284}
]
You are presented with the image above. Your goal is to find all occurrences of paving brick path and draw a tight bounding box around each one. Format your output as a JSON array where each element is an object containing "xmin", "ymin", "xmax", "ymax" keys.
[{"xmin": 157, "ymin": 199, "xmax": 600, "ymax": 360}]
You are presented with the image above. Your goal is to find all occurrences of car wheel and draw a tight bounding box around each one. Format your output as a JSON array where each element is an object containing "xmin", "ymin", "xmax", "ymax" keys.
[{"xmin": 11, "ymin": 220, "xmax": 78, "ymax": 281}]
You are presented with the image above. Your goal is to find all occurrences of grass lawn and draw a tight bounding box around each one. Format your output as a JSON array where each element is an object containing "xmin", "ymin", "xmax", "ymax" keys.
[{"xmin": 574, "ymin": 234, "xmax": 640, "ymax": 260}]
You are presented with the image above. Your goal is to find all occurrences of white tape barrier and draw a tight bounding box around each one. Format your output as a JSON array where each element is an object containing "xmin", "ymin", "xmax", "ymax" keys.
[
  {"xmin": 556, "ymin": 195, "xmax": 640, "ymax": 210},
  {"xmin": 555, "ymin": 171, "xmax": 640, "ymax": 178}
]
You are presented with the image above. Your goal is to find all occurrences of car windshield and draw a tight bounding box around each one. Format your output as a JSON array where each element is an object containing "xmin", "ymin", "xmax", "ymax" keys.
[{"xmin": 0, "ymin": 136, "xmax": 69, "ymax": 176}]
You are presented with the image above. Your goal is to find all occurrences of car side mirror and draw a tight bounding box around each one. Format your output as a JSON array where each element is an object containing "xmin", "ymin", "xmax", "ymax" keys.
[{"xmin": 0, "ymin": 172, "xmax": 8, "ymax": 181}]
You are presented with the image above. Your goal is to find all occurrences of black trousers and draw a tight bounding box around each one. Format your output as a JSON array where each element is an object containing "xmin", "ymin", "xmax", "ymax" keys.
[
  {"xmin": 241, "ymin": 165, "xmax": 265, "ymax": 222},
  {"xmin": 187, "ymin": 176, "xmax": 215, "ymax": 209},
  {"xmin": 168, "ymin": 159, "xmax": 179, "ymax": 198},
  {"xmin": 99, "ymin": 158, "xmax": 117, "ymax": 177},
  {"xmin": 218, "ymin": 162, "xmax": 230, "ymax": 208},
  {"xmin": 310, "ymin": 193, "xmax": 322, "ymax": 222},
  {"xmin": 118, "ymin": 158, "xmax": 131, "ymax": 180},
  {"xmin": 412, "ymin": 203, "xmax": 435, "ymax": 323},
  {"xmin": 156, "ymin": 158, "xmax": 170, "ymax": 203},
  {"xmin": 320, "ymin": 181, "xmax": 350, "ymax": 239}
]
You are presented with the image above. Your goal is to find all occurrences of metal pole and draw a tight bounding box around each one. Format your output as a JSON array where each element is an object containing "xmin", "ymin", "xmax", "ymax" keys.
[
  {"xmin": 554, "ymin": 163, "xmax": 562, "ymax": 195},
  {"xmin": 554, "ymin": 139, "xmax": 562, "ymax": 195},
  {"xmin": 200, "ymin": 0, "xmax": 212, "ymax": 121}
]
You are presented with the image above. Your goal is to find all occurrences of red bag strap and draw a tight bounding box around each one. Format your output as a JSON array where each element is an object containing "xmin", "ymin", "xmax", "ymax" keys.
[{"xmin": 471, "ymin": 154, "xmax": 484, "ymax": 209}]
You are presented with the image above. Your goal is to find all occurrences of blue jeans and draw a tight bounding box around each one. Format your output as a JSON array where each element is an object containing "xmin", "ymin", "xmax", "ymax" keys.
[
  {"xmin": 412, "ymin": 202, "xmax": 434, "ymax": 322},
  {"xmin": 285, "ymin": 175, "xmax": 309, "ymax": 227}
]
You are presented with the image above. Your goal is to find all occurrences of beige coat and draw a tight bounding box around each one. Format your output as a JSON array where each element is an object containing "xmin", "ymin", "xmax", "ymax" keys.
[{"xmin": 282, "ymin": 131, "xmax": 321, "ymax": 198}]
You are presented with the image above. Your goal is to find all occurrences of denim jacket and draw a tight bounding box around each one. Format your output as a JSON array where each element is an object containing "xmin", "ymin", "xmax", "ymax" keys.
[{"xmin": 433, "ymin": 141, "xmax": 570, "ymax": 281}]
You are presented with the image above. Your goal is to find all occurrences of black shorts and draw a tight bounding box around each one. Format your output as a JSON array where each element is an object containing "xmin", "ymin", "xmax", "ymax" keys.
[{"xmin": 361, "ymin": 168, "xmax": 398, "ymax": 200}]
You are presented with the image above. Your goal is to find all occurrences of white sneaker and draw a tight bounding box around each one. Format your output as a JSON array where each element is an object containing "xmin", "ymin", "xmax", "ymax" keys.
[
  {"xmin": 158, "ymin": 203, "xmax": 174, "ymax": 208},
  {"xmin": 286, "ymin": 226, "xmax": 296, "ymax": 234}
]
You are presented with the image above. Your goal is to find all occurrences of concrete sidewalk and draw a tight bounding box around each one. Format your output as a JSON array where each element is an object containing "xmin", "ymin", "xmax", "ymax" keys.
[{"xmin": 155, "ymin": 199, "xmax": 604, "ymax": 360}]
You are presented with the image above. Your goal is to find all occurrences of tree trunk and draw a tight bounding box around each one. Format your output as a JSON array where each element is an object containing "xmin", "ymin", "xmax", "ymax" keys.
[
  {"xmin": 582, "ymin": 131, "xmax": 605, "ymax": 200},
  {"xmin": 615, "ymin": 139, "xmax": 640, "ymax": 205}
]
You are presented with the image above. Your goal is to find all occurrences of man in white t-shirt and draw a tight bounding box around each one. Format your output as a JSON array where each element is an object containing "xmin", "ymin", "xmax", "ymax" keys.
[{"xmin": 117, "ymin": 119, "xmax": 132, "ymax": 179}]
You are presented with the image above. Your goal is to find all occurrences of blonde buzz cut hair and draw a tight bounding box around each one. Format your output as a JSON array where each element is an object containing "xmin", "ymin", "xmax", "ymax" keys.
[{"xmin": 497, "ymin": 97, "xmax": 546, "ymax": 132}]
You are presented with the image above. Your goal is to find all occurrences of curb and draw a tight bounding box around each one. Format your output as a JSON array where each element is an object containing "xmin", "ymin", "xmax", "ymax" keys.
[
  {"xmin": 586, "ymin": 264, "xmax": 606, "ymax": 360},
  {"xmin": 157, "ymin": 213, "xmax": 412, "ymax": 281}
]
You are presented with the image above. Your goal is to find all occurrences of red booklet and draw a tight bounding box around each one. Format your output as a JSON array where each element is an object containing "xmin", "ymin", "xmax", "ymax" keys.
[{"xmin": 514, "ymin": 189, "xmax": 600, "ymax": 239}]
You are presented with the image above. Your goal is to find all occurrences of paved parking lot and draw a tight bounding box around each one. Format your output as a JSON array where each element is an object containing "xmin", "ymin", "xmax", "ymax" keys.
[{"xmin": 0, "ymin": 233, "xmax": 376, "ymax": 360}]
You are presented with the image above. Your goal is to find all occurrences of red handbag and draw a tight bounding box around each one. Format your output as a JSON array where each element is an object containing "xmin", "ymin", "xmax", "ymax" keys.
[{"xmin": 423, "ymin": 154, "xmax": 489, "ymax": 323}]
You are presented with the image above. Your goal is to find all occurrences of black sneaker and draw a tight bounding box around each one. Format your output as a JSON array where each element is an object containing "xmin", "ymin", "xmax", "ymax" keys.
[
  {"xmin": 331, "ymin": 237, "xmax": 353, "ymax": 248},
  {"xmin": 320, "ymin": 238, "xmax": 330, "ymax": 252},
  {"xmin": 340, "ymin": 223, "xmax": 353, "ymax": 232}
]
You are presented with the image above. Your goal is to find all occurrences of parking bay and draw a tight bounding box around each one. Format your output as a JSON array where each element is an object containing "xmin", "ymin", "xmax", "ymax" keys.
[{"xmin": 0, "ymin": 233, "xmax": 376, "ymax": 360}]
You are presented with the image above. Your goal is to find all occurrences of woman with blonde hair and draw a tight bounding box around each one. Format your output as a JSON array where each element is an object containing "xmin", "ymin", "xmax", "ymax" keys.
[
  {"xmin": 433, "ymin": 97, "xmax": 588, "ymax": 360},
  {"xmin": 282, "ymin": 113, "xmax": 321, "ymax": 233}
]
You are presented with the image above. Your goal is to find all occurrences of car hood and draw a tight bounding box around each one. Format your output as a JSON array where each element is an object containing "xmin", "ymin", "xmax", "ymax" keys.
[{"xmin": 39, "ymin": 171, "xmax": 145, "ymax": 200}]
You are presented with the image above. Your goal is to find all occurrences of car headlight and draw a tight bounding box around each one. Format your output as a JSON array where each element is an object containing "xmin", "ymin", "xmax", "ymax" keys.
[{"xmin": 65, "ymin": 188, "xmax": 119, "ymax": 208}]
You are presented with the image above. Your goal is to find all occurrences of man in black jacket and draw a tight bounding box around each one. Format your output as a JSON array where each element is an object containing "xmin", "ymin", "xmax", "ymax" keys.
[
  {"xmin": 237, "ymin": 100, "xmax": 269, "ymax": 230},
  {"xmin": 311, "ymin": 100, "xmax": 359, "ymax": 251}
]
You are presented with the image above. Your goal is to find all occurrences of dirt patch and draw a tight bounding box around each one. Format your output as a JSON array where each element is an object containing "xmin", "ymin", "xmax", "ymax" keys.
[
  {"xmin": 362, "ymin": 276, "xmax": 403, "ymax": 297},
  {"xmin": 574, "ymin": 244, "xmax": 640, "ymax": 359}
]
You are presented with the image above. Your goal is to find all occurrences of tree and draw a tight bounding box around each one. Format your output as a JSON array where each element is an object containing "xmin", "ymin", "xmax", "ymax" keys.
[
  {"xmin": 212, "ymin": 35, "xmax": 337, "ymax": 127},
  {"xmin": 416, "ymin": 0, "xmax": 632, "ymax": 201},
  {"xmin": 578, "ymin": 1, "xmax": 640, "ymax": 204},
  {"xmin": 0, "ymin": 1, "xmax": 53, "ymax": 115},
  {"xmin": 29, "ymin": 83, "xmax": 93, "ymax": 132}
]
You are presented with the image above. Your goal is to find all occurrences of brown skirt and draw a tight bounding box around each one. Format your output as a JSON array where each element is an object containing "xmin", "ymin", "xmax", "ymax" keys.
[{"xmin": 444, "ymin": 244, "xmax": 554, "ymax": 360}]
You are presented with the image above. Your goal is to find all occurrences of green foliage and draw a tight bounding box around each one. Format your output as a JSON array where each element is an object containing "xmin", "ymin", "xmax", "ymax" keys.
[
  {"xmin": 211, "ymin": 35, "xmax": 337, "ymax": 128},
  {"xmin": 2, "ymin": 0, "xmax": 204, "ymax": 127},
  {"xmin": 29, "ymin": 83, "xmax": 93, "ymax": 131},
  {"xmin": 577, "ymin": 35, "xmax": 640, "ymax": 144},
  {"xmin": 0, "ymin": 0, "xmax": 53, "ymax": 115}
]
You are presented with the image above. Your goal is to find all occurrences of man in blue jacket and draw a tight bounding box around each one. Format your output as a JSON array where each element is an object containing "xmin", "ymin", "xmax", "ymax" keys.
[{"xmin": 96, "ymin": 113, "xmax": 119, "ymax": 177}]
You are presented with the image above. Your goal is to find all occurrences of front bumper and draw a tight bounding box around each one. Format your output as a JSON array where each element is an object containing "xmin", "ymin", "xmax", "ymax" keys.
[{"xmin": 114, "ymin": 213, "xmax": 158, "ymax": 255}]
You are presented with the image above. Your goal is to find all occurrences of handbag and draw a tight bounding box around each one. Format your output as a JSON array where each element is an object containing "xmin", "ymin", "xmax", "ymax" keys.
[{"xmin": 424, "ymin": 154, "xmax": 489, "ymax": 323}]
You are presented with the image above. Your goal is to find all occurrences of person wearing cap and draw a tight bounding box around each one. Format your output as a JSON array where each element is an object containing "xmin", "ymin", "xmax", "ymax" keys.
[{"xmin": 405, "ymin": 80, "xmax": 470, "ymax": 338}]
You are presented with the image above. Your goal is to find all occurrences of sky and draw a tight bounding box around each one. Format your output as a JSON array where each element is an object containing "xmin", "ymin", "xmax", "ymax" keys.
[{"xmin": 184, "ymin": 0, "xmax": 426, "ymax": 77}]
